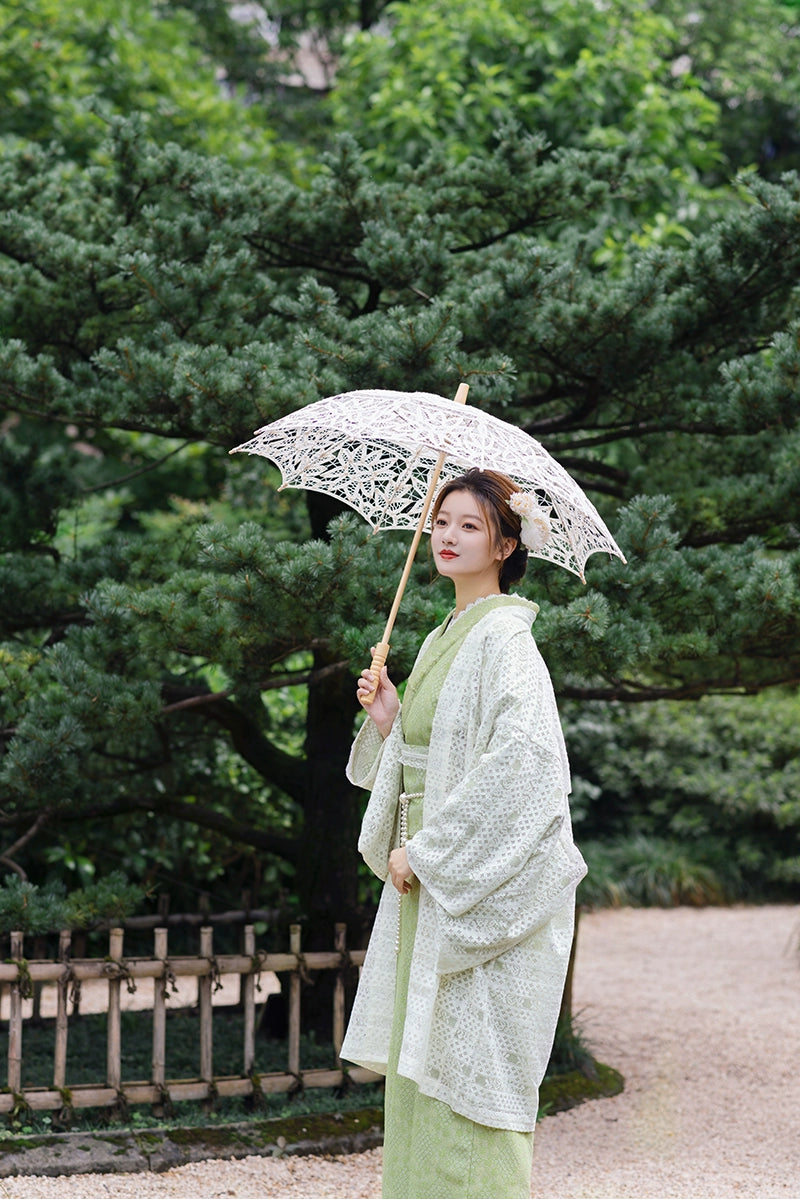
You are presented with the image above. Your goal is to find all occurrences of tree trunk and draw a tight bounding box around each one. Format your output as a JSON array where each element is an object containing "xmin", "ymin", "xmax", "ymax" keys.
[
  {"xmin": 301, "ymin": 650, "xmax": 363, "ymax": 935},
  {"xmin": 295, "ymin": 649, "xmax": 364, "ymax": 1035},
  {"xmin": 297, "ymin": 485, "xmax": 367, "ymax": 1034},
  {"xmin": 559, "ymin": 902, "xmax": 581, "ymax": 1025}
]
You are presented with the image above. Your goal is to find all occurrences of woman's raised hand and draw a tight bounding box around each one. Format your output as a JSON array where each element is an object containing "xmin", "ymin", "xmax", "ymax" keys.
[{"xmin": 357, "ymin": 650, "xmax": 399, "ymax": 738}]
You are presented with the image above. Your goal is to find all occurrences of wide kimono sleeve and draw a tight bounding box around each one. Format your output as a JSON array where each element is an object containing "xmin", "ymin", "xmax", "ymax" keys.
[
  {"xmin": 346, "ymin": 715, "xmax": 390, "ymax": 790},
  {"xmin": 404, "ymin": 625, "xmax": 586, "ymax": 975},
  {"xmin": 347, "ymin": 626, "xmax": 440, "ymax": 880},
  {"xmin": 346, "ymin": 712, "xmax": 404, "ymax": 881}
]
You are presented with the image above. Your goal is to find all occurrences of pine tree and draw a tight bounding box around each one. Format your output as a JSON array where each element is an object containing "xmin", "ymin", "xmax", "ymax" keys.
[{"xmin": 1, "ymin": 116, "xmax": 799, "ymax": 952}]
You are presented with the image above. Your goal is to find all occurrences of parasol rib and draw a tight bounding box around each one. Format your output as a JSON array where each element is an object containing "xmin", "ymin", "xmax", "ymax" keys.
[{"xmin": 363, "ymin": 383, "xmax": 469, "ymax": 704}]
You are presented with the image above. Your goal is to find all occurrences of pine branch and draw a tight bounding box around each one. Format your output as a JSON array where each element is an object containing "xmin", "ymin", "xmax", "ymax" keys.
[
  {"xmin": 160, "ymin": 660, "xmax": 351, "ymax": 715},
  {"xmin": 552, "ymin": 454, "xmax": 629, "ymax": 499},
  {"xmin": 160, "ymin": 687, "xmax": 306, "ymax": 802},
  {"xmin": 81, "ymin": 440, "xmax": 193, "ymax": 493},
  {"xmin": 0, "ymin": 810, "xmax": 51, "ymax": 879},
  {"xmin": 560, "ymin": 673, "xmax": 800, "ymax": 702},
  {"xmin": 159, "ymin": 797, "xmax": 301, "ymax": 862},
  {"xmin": 0, "ymin": 610, "xmax": 86, "ymax": 638},
  {"xmin": 57, "ymin": 793, "xmax": 301, "ymax": 861}
]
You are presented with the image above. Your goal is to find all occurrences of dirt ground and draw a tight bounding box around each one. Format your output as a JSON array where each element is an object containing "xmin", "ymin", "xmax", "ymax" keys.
[{"xmin": 1, "ymin": 904, "xmax": 798, "ymax": 1198}]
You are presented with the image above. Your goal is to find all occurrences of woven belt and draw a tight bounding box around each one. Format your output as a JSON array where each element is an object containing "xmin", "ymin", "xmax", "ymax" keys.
[{"xmin": 398, "ymin": 742, "xmax": 429, "ymax": 770}]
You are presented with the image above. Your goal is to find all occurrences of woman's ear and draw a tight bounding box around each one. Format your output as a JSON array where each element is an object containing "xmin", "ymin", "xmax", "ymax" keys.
[{"xmin": 498, "ymin": 536, "xmax": 517, "ymax": 562}]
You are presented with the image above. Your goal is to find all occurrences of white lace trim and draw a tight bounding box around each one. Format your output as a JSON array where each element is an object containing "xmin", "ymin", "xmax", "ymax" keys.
[
  {"xmin": 449, "ymin": 593, "xmax": 503, "ymax": 624},
  {"xmin": 449, "ymin": 592, "xmax": 537, "ymax": 625}
]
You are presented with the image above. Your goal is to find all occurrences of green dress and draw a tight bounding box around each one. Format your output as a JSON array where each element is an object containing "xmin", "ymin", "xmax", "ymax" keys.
[{"xmin": 382, "ymin": 597, "xmax": 535, "ymax": 1199}]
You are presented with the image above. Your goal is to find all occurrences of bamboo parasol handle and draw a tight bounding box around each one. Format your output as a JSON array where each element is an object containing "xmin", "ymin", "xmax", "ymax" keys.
[{"xmin": 363, "ymin": 383, "xmax": 469, "ymax": 705}]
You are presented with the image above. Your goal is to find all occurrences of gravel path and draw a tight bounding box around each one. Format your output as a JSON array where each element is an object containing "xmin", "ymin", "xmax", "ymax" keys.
[
  {"xmin": 531, "ymin": 904, "xmax": 800, "ymax": 1199},
  {"xmin": 1, "ymin": 905, "xmax": 797, "ymax": 1198}
]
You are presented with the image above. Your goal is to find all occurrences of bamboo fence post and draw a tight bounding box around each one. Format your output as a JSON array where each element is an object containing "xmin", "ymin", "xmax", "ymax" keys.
[
  {"xmin": 71, "ymin": 929, "xmax": 86, "ymax": 1017},
  {"xmin": 106, "ymin": 928, "xmax": 123, "ymax": 1096},
  {"xmin": 8, "ymin": 930, "xmax": 23, "ymax": 1094},
  {"xmin": 53, "ymin": 929, "xmax": 71, "ymax": 1091},
  {"xmin": 288, "ymin": 924, "xmax": 302, "ymax": 1082},
  {"xmin": 333, "ymin": 923, "xmax": 346, "ymax": 1067},
  {"xmin": 152, "ymin": 927, "xmax": 168, "ymax": 1114},
  {"xmin": 198, "ymin": 925, "xmax": 214, "ymax": 1106},
  {"xmin": 243, "ymin": 925, "xmax": 255, "ymax": 1077},
  {"xmin": 31, "ymin": 934, "xmax": 46, "ymax": 1022}
]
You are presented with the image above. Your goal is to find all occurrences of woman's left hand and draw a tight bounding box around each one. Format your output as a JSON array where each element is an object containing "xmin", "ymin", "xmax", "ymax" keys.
[{"xmin": 389, "ymin": 847, "xmax": 415, "ymax": 895}]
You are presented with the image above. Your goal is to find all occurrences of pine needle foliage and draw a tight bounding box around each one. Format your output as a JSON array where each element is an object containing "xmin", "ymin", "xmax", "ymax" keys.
[{"xmin": 1, "ymin": 1, "xmax": 800, "ymax": 935}]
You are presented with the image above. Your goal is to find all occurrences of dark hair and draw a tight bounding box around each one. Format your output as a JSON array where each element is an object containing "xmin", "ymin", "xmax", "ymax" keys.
[{"xmin": 431, "ymin": 468, "xmax": 528, "ymax": 593}]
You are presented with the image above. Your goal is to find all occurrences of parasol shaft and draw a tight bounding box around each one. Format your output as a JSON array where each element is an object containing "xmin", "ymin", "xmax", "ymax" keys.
[{"xmin": 364, "ymin": 383, "xmax": 469, "ymax": 703}]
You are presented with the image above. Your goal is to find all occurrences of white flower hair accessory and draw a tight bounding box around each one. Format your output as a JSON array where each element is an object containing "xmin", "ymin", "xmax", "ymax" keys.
[{"xmin": 508, "ymin": 491, "xmax": 552, "ymax": 553}]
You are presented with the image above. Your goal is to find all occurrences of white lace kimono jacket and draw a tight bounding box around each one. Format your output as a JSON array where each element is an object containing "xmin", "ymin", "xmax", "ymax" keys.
[{"xmin": 340, "ymin": 600, "xmax": 587, "ymax": 1132}]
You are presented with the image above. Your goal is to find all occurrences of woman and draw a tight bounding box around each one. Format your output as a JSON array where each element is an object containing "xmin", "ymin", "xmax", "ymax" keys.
[{"xmin": 341, "ymin": 468, "xmax": 587, "ymax": 1199}]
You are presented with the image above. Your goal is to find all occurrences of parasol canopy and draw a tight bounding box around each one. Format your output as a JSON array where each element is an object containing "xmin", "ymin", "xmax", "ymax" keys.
[{"xmin": 230, "ymin": 387, "xmax": 626, "ymax": 582}]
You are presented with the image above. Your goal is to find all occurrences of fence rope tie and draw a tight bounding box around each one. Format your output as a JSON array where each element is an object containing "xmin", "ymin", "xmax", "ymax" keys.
[
  {"xmin": 248, "ymin": 1071, "xmax": 266, "ymax": 1108},
  {"xmin": 249, "ymin": 949, "xmax": 269, "ymax": 993},
  {"xmin": 336, "ymin": 1067, "xmax": 354, "ymax": 1095},
  {"xmin": 156, "ymin": 1084, "xmax": 174, "ymax": 1117},
  {"xmin": 160, "ymin": 960, "xmax": 179, "ymax": 1000},
  {"xmin": 295, "ymin": 951, "xmax": 312, "ymax": 985},
  {"xmin": 288, "ymin": 1070, "xmax": 305, "ymax": 1098},
  {"xmin": 6, "ymin": 956, "xmax": 34, "ymax": 1000},
  {"xmin": 102, "ymin": 955, "xmax": 137, "ymax": 995},
  {"xmin": 206, "ymin": 955, "xmax": 223, "ymax": 993},
  {"xmin": 113, "ymin": 1089, "xmax": 130, "ymax": 1121},
  {"xmin": 56, "ymin": 1087, "xmax": 74, "ymax": 1127},
  {"xmin": 58, "ymin": 960, "xmax": 77, "ymax": 1009},
  {"xmin": 10, "ymin": 1090, "xmax": 32, "ymax": 1122}
]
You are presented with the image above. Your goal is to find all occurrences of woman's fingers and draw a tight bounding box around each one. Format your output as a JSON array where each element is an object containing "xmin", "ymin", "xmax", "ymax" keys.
[
  {"xmin": 357, "ymin": 656, "xmax": 387, "ymax": 697},
  {"xmin": 357, "ymin": 669, "xmax": 376, "ymax": 694}
]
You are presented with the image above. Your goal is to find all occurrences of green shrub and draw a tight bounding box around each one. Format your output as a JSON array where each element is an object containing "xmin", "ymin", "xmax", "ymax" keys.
[{"xmin": 578, "ymin": 835, "xmax": 740, "ymax": 908}]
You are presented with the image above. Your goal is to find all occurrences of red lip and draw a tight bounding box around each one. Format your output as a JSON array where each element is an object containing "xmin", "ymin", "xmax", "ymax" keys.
[{"xmin": 438, "ymin": 550, "xmax": 458, "ymax": 559}]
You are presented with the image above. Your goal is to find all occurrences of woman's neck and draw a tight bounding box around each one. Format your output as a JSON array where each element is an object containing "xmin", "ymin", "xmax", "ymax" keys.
[{"xmin": 453, "ymin": 575, "xmax": 503, "ymax": 615}]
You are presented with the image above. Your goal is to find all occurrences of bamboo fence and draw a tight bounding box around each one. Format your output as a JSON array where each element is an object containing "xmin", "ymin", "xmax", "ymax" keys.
[{"xmin": 0, "ymin": 922, "xmax": 376, "ymax": 1118}]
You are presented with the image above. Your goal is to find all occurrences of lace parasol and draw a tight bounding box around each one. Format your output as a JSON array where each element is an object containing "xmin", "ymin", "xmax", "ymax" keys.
[{"xmin": 230, "ymin": 385, "xmax": 626, "ymax": 685}]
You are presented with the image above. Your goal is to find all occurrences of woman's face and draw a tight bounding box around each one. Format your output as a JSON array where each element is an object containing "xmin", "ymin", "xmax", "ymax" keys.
[{"xmin": 431, "ymin": 488, "xmax": 505, "ymax": 584}]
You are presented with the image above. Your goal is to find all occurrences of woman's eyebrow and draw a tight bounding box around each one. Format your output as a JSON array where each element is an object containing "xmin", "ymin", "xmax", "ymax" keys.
[{"xmin": 436, "ymin": 508, "xmax": 485, "ymax": 522}]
